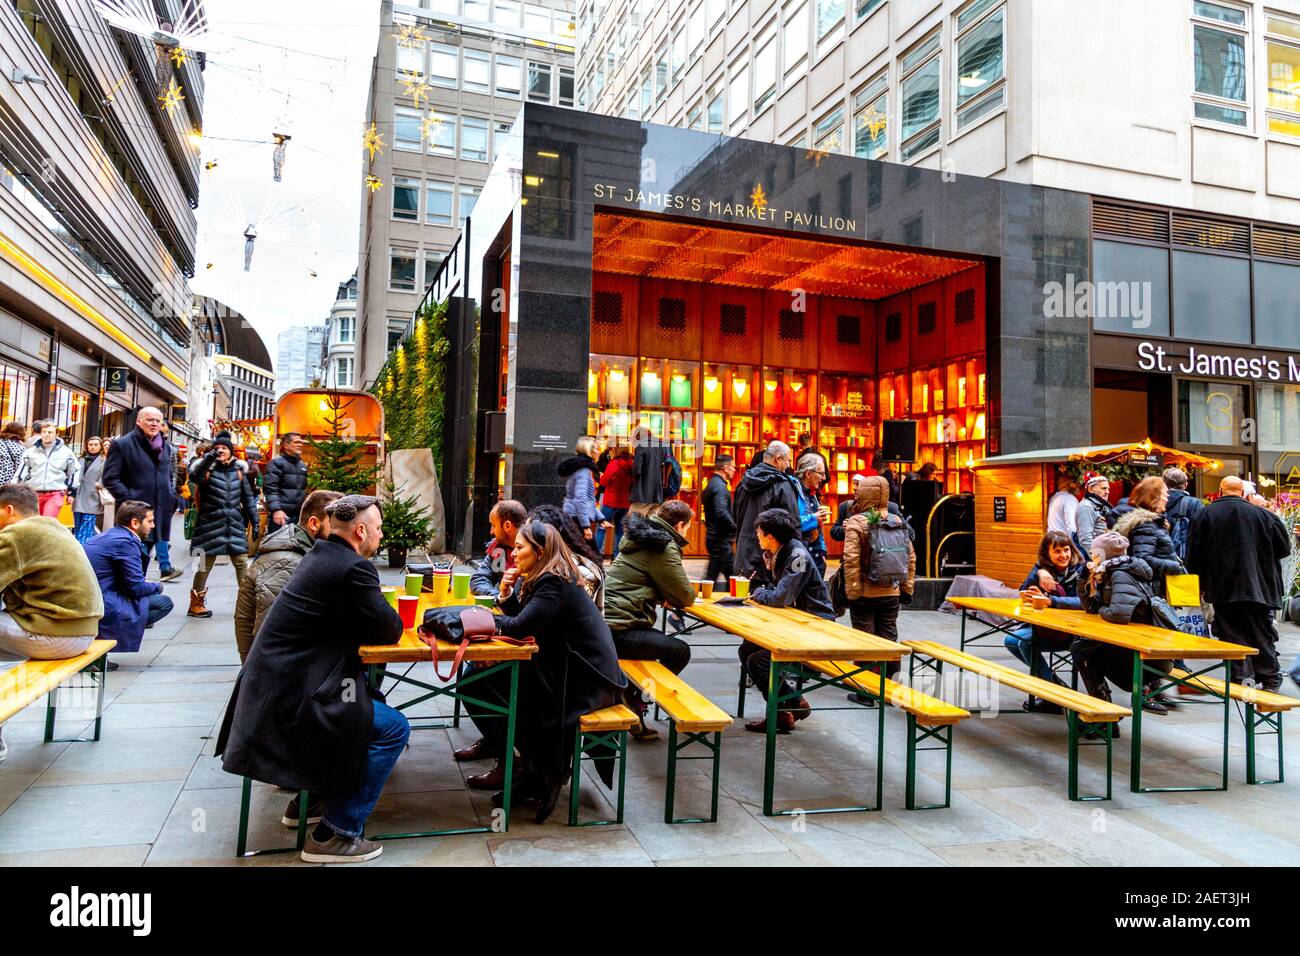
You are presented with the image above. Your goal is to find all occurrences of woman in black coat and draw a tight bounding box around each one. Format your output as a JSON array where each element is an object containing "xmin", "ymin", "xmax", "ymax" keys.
[
  {"xmin": 1111, "ymin": 476, "xmax": 1183, "ymax": 598},
  {"xmin": 468, "ymin": 518, "xmax": 626, "ymax": 823},
  {"xmin": 186, "ymin": 433, "xmax": 259, "ymax": 617}
]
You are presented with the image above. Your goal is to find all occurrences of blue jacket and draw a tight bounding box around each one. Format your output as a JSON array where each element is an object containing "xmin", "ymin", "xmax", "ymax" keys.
[{"xmin": 82, "ymin": 525, "xmax": 162, "ymax": 652}]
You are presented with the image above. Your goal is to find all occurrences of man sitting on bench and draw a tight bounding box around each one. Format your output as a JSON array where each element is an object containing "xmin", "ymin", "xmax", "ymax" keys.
[{"xmin": 739, "ymin": 508, "xmax": 835, "ymax": 734}]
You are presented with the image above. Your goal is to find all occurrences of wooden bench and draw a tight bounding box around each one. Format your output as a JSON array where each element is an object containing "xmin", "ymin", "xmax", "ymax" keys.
[
  {"xmin": 1167, "ymin": 667, "xmax": 1299, "ymax": 785},
  {"xmin": 570, "ymin": 704, "xmax": 638, "ymax": 827},
  {"xmin": 904, "ymin": 639, "xmax": 1132, "ymax": 801},
  {"xmin": 621, "ymin": 660, "xmax": 732, "ymax": 824},
  {"xmin": 805, "ymin": 660, "xmax": 970, "ymax": 810},
  {"xmin": 0, "ymin": 640, "xmax": 115, "ymax": 743}
]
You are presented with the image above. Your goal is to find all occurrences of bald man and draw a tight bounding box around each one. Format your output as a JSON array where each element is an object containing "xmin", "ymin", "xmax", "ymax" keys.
[
  {"xmin": 1186, "ymin": 475, "xmax": 1292, "ymax": 690},
  {"xmin": 102, "ymin": 406, "xmax": 183, "ymax": 581}
]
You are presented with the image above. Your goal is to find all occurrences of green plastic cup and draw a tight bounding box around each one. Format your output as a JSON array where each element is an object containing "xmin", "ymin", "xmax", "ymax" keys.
[
  {"xmin": 404, "ymin": 573, "xmax": 424, "ymax": 597},
  {"xmin": 473, "ymin": 594, "xmax": 496, "ymax": 608},
  {"xmin": 381, "ymin": 586, "xmax": 399, "ymax": 608},
  {"xmin": 452, "ymin": 571, "xmax": 471, "ymax": 601}
]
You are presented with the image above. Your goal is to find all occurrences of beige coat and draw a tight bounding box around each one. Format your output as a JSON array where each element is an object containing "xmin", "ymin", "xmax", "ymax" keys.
[{"xmin": 841, "ymin": 476, "xmax": 916, "ymax": 600}]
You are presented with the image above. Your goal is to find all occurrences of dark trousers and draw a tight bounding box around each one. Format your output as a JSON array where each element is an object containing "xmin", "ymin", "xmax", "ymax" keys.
[
  {"xmin": 463, "ymin": 663, "xmax": 510, "ymax": 760},
  {"xmin": 704, "ymin": 536, "xmax": 734, "ymax": 587},
  {"xmin": 1071, "ymin": 638, "xmax": 1170, "ymax": 700},
  {"xmin": 848, "ymin": 595, "xmax": 900, "ymax": 678},
  {"xmin": 612, "ymin": 627, "xmax": 690, "ymax": 675},
  {"xmin": 144, "ymin": 592, "xmax": 174, "ymax": 627},
  {"xmin": 738, "ymin": 640, "xmax": 798, "ymax": 704},
  {"xmin": 1212, "ymin": 601, "xmax": 1281, "ymax": 687}
]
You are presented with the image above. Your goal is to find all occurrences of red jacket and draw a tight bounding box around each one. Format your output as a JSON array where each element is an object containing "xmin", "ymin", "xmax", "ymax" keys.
[{"xmin": 600, "ymin": 456, "xmax": 635, "ymax": 510}]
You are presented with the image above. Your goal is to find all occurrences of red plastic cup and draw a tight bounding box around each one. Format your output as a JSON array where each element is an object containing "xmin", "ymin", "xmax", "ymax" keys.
[
  {"xmin": 398, "ymin": 595, "xmax": 419, "ymax": 629},
  {"xmin": 728, "ymin": 576, "xmax": 738, "ymax": 597}
]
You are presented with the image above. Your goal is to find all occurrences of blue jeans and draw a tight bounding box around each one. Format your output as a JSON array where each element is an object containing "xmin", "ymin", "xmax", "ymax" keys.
[
  {"xmin": 1004, "ymin": 625, "xmax": 1072, "ymax": 682},
  {"xmin": 73, "ymin": 512, "xmax": 99, "ymax": 543},
  {"xmin": 322, "ymin": 700, "xmax": 410, "ymax": 839},
  {"xmin": 150, "ymin": 539, "xmax": 172, "ymax": 571},
  {"xmin": 1289, "ymin": 651, "xmax": 1299, "ymax": 689},
  {"xmin": 145, "ymin": 593, "xmax": 174, "ymax": 627},
  {"xmin": 596, "ymin": 505, "xmax": 628, "ymax": 555}
]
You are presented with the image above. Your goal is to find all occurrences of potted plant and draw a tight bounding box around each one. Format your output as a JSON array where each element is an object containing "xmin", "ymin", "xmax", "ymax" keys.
[{"xmin": 379, "ymin": 483, "xmax": 434, "ymax": 569}]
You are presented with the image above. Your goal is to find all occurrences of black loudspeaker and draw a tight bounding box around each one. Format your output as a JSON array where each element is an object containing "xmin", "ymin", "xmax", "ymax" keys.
[
  {"xmin": 881, "ymin": 419, "xmax": 917, "ymax": 463},
  {"xmin": 482, "ymin": 411, "xmax": 506, "ymax": 454}
]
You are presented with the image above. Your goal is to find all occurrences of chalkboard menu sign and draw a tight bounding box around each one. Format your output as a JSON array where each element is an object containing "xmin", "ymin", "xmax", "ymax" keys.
[{"xmin": 993, "ymin": 496, "xmax": 1007, "ymax": 522}]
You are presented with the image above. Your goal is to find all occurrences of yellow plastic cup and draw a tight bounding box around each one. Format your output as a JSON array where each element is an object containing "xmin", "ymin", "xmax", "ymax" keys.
[
  {"xmin": 432, "ymin": 569, "xmax": 451, "ymax": 603},
  {"xmin": 734, "ymin": 577, "xmax": 750, "ymax": 599}
]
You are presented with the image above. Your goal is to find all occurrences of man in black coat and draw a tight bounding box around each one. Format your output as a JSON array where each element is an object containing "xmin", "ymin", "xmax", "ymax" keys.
[
  {"xmin": 702, "ymin": 455, "xmax": 737, "ymax": 587},
  {"xmin": 1186, "ymin": 476, "xmax": 1292, "ymax": 690},
  {"xmin": 264, "ymin": 432, "xmax": 309, "ymax": 527},
  {"xmin": 102, "ymin": 407, "xmax": 181, "ymax": 581},
  {"xmin": 215, "ymin": 494, "xmax": 406, "ymax": 864},
  {"xmin": 732, "ymin": 440, "xmax": 799, "ymax": 577}
]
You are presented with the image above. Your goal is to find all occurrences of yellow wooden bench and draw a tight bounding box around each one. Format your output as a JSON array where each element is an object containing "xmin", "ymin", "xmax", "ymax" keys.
[
  {"xmin": 805, "ymin": 660, "xmax": 970, "ymax": 810},
  {"xmin": 903, "ymin": 639, "xmax": 1132, "ymax": 801},
  {"xmin": 621, "ymin": 659, "xmax": 732, "ymax": 823},
  {"xmin": 1168, "ymin": 667, "xmax": 1299, "ymax": 785},
  {"xmin": 0, "ymin": 640, "xmax": 115, "ymax": 743},
  {"xmin": 570, "ymin": 704, "xmax": 638, "ymax": 827}
]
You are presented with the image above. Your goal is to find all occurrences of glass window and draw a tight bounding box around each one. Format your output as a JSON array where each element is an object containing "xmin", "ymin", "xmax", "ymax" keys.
[
  {"xmin": 465, "ymin": 0, "xmax": 489, "ymax": 20},
  {"xmin": 627, "ymin": 90, "xmax": 640, "ymax": 119},
  {"xmin": 459, "ymin": 184, "xmax": 479, "ymax": 223},
  {"xmin": 495, "ymin": 0, "xmax": 521, "ymax": 26},
  {"xmin": 390, "ymin": 250, "xmax": 417, "ymax": 292},
  {"xmin": 336, "ymin": 357, "xmax": 353, "ymax": 388},
  {"xmin": 754, "ymin": 35, "xmax": 777, "ymax": 113},
  {"xmin": 1090, "ymin": 240, "xmax": 1171, "ymax": 337},
  {"xmin": 708, "ymin": 0, "xmax": 726, "ymax": 28},
  {"xmin": 784, "ymin": 2, "xmax": 809, "ymax": 75},
  {"xmin": 901, "ymin": 35, "xmax": 941, "ymax": 159},
  {"xmin": 396, "ymin": 41, "xmax": 424, "ymax": 79},
  {"xmin": 856, "ymin": 0, "xmax": 884, "ymax": 20},
  {"xmin": 816, "ymin": 0, "xmax": 845, "ymax": 47},
  {"xmin": 430, "ymin": 43, "xmax": 458, "ymax": 88},
  {"xmin": 528, "ymin": 61, "xmax": 553, "ymax": 102},
  {"xmin": 559, "ymin": 67, "xmax": 575, "ymax": 106},
  {"xmin": 1178, "ymin": 381, "xmax": 1247, "ymax": 446},
  {"xmin": 464, "ymin": 49, "xmax": 490, "ymax": 93},
  {"xmin": 496, "ymin": 55, "xmax": 522, "ymax": 96},
  {"xmin": 525, "ymin": 3, "xmax": 552, "ymax": 32},
  {"xmin": 708, "ymin": 86, "xmax": 724, "ymax": 131},
  {"xmin": 394, "ymin": 107, "xmax": 423, "ymax": 150},
  {"xmin": 640, "ymin": 68, "xmax": 653, "ymax": 115},
  {"xmin": 427, "ymin": 113, "xmax": 455, "ymax": 155},
  {"xmin": 814, "ymin": 106, "xmax": 843, "ymax": 152},
  {"xmin": 655, "ymin": 52, "xmax": 669, "ymax": 100},
  {"xmin": 854, "ymin": 75, "xmax": 887, "ymax": 159},
  {"xmin": 1172, "ymin": 250, "xmax": 1250, "ymax": 343},
  {"xmin": 1266, "ymin": 15, "xmax": 1300, "ymax": 137},
  {"xmin": 687, "ymin": 100, "xmax": 703, "ymax": 129},
  {"xmin": 728, "ymin": 65, "xmax": 749, "ymax": 128},
  {"xmin": 672, "ymin": 28, "xmax": 687, "ymax": 81},
  {"xmin": 1253, "ymin": 260, "xmax": 1300, "ymax": 347},
  {"xmin": 1257, "ymin": 383, "xmax": 1300, "ymax": 480},
  {"xmin": 427, "ymin": 0, "xmax": 458, "ymax": 13},
  {"xmin": 337, "ymin": 317, "xmax": 355, "ymax": 344},
  {"xmin": 393, "ymin": 176, "xmax": 420, "ymax": 221},
  {"xmin": 1192, "ymin": 2, "xmax": 1249, "ymax": 127},
  {"xmin": 956, "ymin": 2, "xmax": 1005, "ymax": 129},
  {"xmin": 426, "ymin": 180, "xmax": 453, "ymax": 225},
  {"xmin": 493, "ymin": 120, "xmax": 512, "ymax": 158},
  {"xmin": 460, "ymin": 116, "xmax": 488, "ymax": 160},
  {"xmin": 688, "ymin": 5, "xmax": 705, "ymax": 54}
]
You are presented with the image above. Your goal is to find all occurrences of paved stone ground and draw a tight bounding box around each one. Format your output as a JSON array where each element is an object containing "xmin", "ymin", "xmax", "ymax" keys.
[{"xmin": 2, "ymin": 526, "xmax": 1297, "ymax": 867}]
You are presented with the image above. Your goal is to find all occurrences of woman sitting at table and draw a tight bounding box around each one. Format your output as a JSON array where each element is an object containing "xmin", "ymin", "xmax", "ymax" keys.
[
  {"xmin": 739, "ymin": 508, "xmax": 835, "ymax": 735},
  {"xmin": 1003, "ymin": 530, "xmax": 1086, "ymax": 714},
  {"xmin": 465, "ymin": 519, "xmax": 626, "ymax": 823}
]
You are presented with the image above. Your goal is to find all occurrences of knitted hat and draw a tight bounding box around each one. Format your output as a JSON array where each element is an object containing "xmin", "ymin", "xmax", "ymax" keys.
[
  {"xmin": 1082, "ymin": 471, "xmax": 1107, "ymax": 491},
  {"xmin": 212, "ymin": 430, "xmax": 235, "ymax": 453},
  {"xmin": 1090, "ymin": 531, "xmax": 1129, "ymax": 561}
]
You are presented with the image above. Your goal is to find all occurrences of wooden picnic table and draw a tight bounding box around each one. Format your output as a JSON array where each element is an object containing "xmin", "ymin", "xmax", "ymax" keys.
[
  {"xmin": 358, "ymin": 591, "xmax": 537, "ymax": 839},
  {"xmin": 946, "ymin": 595, "xmax": 1256, "ymax": 793},
  {"xmin": 684, "ymin": 598, "xmax": 906, "ymax": 816}
]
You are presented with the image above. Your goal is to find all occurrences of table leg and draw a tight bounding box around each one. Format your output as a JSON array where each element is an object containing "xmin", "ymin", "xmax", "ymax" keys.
[
  {"xmin": 762, "ymin": 662, "xmax": 779, "ymax": 817},
  {"xmin": 1220, "ymin": 658, "xmax": 1230, "ymax": 792},
  {"xmin": 1129, "ymin": 652, "xmax": 1143, "ymax": 793},
  {"xmin": 501, "ymin": 660, "xmax": 520, "ymax": 832},
  {"xmin": 875, "ymin": 662, "xmax": 886, "ymax": 812}
]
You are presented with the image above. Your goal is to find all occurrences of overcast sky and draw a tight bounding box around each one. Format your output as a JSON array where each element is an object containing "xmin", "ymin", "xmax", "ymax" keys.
[{"xmin": 190, "ymin": 0, "xmax": 380, "ymax": 370}]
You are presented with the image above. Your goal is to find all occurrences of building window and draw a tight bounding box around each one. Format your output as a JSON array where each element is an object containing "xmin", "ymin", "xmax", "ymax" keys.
[
  {"xmin": 460, "ymin": 116, "xmax": 489, "ymax": 160},
  {"xmin": 464, "ymin": 49, "xmax": 490, "ymax": 93},
  {"xmin": 394, "ymin": 107, "xmax": 423, "ymax": 150},
  {"xmin": 816, "ymin": 0, "xmax": 845, "ymax": 53},
  {"xmin": 335, "ymin": 357, "xmax": 354, "ymax": 388},
  {"xmin": 496, "ymin": 55, "xmax": 522, "ymax": 97},
  {"xmin": 390, "ymin": 250, "xmax": 417, "ymax": 292},
  {"xmin": 430, "ymin": 43, "xmax": 458, "ymax": 88},
  {"xmin": 707, "ymin": 0, "xmax": 726, "ymax": 29},
  {"xmin": 900, "ymin": 32, "xmax": 941, "ymax": 160},
  {"xmin": 856, "ymin": 0, "xmax": 884, "ymax": 21},
  {"xmin": 655, "ymin": 51, "xmax": 669, "ymax": 101},
  {"xmin": 396, "ymin": 38, "xmax": 425, "ymax": 79},
  {"xmin": 426, "ymin": 180, "xmax": 453, "ymax": 225},
  {"xmin": 1091, "ymin": 240, "xmax": 1172, "ymax": 337},
  {"xmin": 559, "ymin": 67, "xmax": 574, "ymax": 106},
  {"xmin": 688, "ymin": 5, "xmax": 705, "ymax": 56},
  {"xmin": 1172, "ymin": 249, "xmax": 1251, "ymax": 343},
  {"xmin": 459, "ymin": 184, "xmax": 479, "ymax": 223},
  {"xmin": 814, "ymin": 105, "xmax": 844, "ymax": 153},
  {"xmin": 626, "ymin": 90, "xmax": 640, "ymax": 119},
  {"xmin": 465, "ymin": 0, "xmax": 489, "ymax": 21},
  {"xmin": 854, "ymin": 74, "xmax": 888, "ymax": 159},
  {"xmin": 337, "ymin": 317, "xmax": 355, "ymax": 344},
  {"xmin": 495, "ymin": 0, "xmax": 521, "ymax": 26},
  {"xmin": 784, "ymin": 2, "xmax": 809, "ymax": 77},
  {"xmin": 672, "ymin": 28, "xmax": 686, "ymax": 83},
  {"xmin": 707, "ymin": 85, "xmax": 725, "ymax": 132},
  {"xmin": 1266, "ymin": 12, "xmax": 1300, "ymax": 137},
  {"xmin": 640, "ymin": 67, "xmax": 653, "ymax": 115},
  {"xmin": 1191, "ymin": 1, "xmax": 1249, "ymax": 127},
  {"xmin": 393, "ymin": 176, "xmax": 420, "ymax": 221},
  {"xmin": 528, "ymin": 61, "xmax": 553, "ymax": 102},
  {"xmin": 525, "ymin": 3, "xmax": 552, "ymax": 33},
  {"xmin": 754, "ymin": 34, "xmax": 777, "ymax": 113},
  {"xmin": 955, "ymin": 0, "xmax": 1006, "ymax": 130},
  {"xmin": 427, "ymin": 112, "xmax": 456, "ymax": 156}
]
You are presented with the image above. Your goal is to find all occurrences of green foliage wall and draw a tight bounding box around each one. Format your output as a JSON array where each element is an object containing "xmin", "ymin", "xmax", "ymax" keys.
[{"xmin": 371, "ymin": 299, "xmax": 449, "ymax": 464}]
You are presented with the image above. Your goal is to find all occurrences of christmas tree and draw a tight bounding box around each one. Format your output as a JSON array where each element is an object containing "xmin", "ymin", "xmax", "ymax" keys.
[{"xmin": 307, "ymin": 393, "xmax": 376, "ymax": 495}]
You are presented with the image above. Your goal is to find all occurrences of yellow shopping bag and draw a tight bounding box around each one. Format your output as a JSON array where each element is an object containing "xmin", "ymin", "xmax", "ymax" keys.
[
  {"xmin": 1166, "ymin": 573, "xmax": 1201, "ymax": 608},
  {"xmin": 57, "ymin": 498, "xmax": 74, "ymax": 528}
]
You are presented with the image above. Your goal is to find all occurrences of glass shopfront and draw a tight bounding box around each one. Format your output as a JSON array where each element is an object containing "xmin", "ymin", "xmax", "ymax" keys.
[{"xmin": 0, "ymin": 360, "xmax": 37, "ymax": 426}]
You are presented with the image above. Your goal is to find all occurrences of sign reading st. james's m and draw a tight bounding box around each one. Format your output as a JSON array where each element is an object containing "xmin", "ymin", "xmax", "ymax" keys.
[{"xmin": 1133, "ymin": 341, "xmax": 1300, "ymax": 384}]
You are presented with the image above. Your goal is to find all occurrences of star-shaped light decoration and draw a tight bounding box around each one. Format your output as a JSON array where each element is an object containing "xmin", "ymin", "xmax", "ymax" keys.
[
  {"xmin": 857, "ymin": 105, "xmax": 886, "ymax": 141},
  {"xmin": 750, "ymin": 183, "xmax": 768, "ymax": 214},
  {"xmin": 365, "ymin": 174, "xmax": 384, "ymax": 193},
  {"xmin": 399, "ymin": 70, "xmax": 431, "ymax": 108},
  {"xmin": 158, "ymin": 78, "xmax": 185, "ymax": 114},
  {"xmin": 806, "ymin": 130, "xmax": 841, "ymax": 168},
  {"xmin": 393, "ymin": 22, "xmax": 429, "ymax": 49},
  {"xmin": 420, "ymin": 111, "xmax": 444, "ymax": 144},
  {"xmin": 362, "ymin": 122, "xmax": 385, "ymax": 162},
  {"xmin": 169, "ymin": 46, "xmax": 188, "ymax": 68}
]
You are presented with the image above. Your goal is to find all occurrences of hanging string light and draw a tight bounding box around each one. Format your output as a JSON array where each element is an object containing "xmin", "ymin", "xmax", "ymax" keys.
[
  {"xmin": 362, "ymin": 123, "xmax": 385, "ymax": 162},
  {"xmin": 272, "ymin": 132, "xmax": 291, "ymax": 182}
]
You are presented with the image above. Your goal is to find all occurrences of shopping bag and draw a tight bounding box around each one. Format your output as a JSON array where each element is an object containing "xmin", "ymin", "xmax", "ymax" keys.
[
  {"xmin": 1170, "ymin": 603, "xmax": 1212, "ymax": 638},
  {"xmin": 57, "ymin": 499, "xmax": 74, "ymax": 528},
  {"xmin": 1165, "ymin": 573, "xmax": 1201, "ymax": 608}
]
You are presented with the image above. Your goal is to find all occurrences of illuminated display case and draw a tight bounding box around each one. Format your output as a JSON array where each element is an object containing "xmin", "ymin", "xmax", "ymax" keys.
[{"xmin": 910, "ymin": 354, "xmax": 987, "ymax": 494}]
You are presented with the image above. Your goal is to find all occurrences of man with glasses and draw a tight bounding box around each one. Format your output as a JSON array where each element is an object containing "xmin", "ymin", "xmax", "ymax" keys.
[{"xmin": 264, "ymin": 432, "xmax": 310, "ymax": 528}]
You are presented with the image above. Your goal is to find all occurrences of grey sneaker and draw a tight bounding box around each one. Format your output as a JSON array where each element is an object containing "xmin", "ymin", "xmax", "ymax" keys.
[
  {"xmin": 0, "ymin": 726, "xmax": 6, "ymax": 764},
  {"xmin": 300, "ymin": 831, "xmax": 383, "ymax": 864},
  {"xmin": 281, "ymin": 795, "xmax": 324, "ymax": 828}
]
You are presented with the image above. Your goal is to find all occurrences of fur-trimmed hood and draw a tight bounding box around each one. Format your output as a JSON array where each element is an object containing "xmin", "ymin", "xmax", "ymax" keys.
[
  {"xmin": 617, "ymin": 513, "xmax": 683, "ymax": 553},
  {"xmin": 1113, "ymin": 507, "xmax": 1164, "ymax": 539}
]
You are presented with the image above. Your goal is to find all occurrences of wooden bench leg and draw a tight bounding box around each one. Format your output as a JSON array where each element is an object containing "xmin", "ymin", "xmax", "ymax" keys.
[
  {"xmin": 1067, "ymin": 712, "xmax": 1113, "ymax": 801},
  {"xmin": 568, "ymin": 727, "xmax": 628, "ymax": 827},
  {"xmin": 664, "ymin": 723, "xmax": 723, "ymax": 824},
  {"xmin": 1245, "ymin": 705, "xmax": 1284, "ymax": 785},
  {"xmin": 905, "ymin": 714, "xmax": 954, "ymax": 810},
  {"xmin": 236, "ymin": 778, "xmax": 309, "ymax": 858}
]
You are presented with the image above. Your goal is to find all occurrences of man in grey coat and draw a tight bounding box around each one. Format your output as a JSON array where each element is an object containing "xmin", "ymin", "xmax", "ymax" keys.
[{"xmin": 1074, "ymin": 473, "xmax": 1114, "ymax": 555}]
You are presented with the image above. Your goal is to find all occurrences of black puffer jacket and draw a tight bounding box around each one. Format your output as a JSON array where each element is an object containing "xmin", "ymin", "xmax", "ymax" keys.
[
  {"xmin": 733, "ymin": 462, "xmax": 800, "ymax": 576},
  {"xmin": 702, "ymin": 472, "xmax": 735, "ymax": 542},
  {"xmin": 1112, "ymin": 506, "xmax": 1183, "ymax": 597},
  {"xmin": 263, "ymin": 453, "xmax": 308, "ymax": 521},
  {"xmin": 1088, "ymin": 555, "xmax": 1155, "ymax": 626},
  {"xmin": 189, "ymin": 453, "xmax": 258, "ymax": 556}
]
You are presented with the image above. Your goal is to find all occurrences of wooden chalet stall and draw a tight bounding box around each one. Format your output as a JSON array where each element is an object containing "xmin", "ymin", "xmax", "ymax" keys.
[
  {"xmin": 274, "ymin": 389, "xmax": 386, "ymax": 495},
  {"xmin": 972, "ymin": 441, "xmax": 1219, "ymax": 587}
]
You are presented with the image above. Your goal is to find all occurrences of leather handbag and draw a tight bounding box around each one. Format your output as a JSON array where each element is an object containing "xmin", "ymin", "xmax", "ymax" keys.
[{"xmin": 417, "ymin": 605, "xmax": 534, "ymax": 682}]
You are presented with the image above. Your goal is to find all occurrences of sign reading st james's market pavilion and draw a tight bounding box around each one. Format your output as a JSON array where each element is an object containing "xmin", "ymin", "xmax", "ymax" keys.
[
  {"xmin": 1095, "ymin": 336, "xmax": 1300, "ymax": 386},
  {"xmin": 592, "ymin": 183, "xmax": 859, "ymax": 235}
]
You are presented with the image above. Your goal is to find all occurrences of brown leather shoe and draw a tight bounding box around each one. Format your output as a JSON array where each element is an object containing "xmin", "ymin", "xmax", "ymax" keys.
[
  {"xmin": 744, "ymin": 711, "xmax": 796, "ymax": 734},
  {"xmin": 453, "ymin": 738, "xmax": 492, "ymax": 762},
  {"xmin": 792, "ymin": 697, "xmax": 812, "ymax": 722},
  {"xmin": 466, "ymin": 759, "xmax": 507, "ymax": 790}
]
